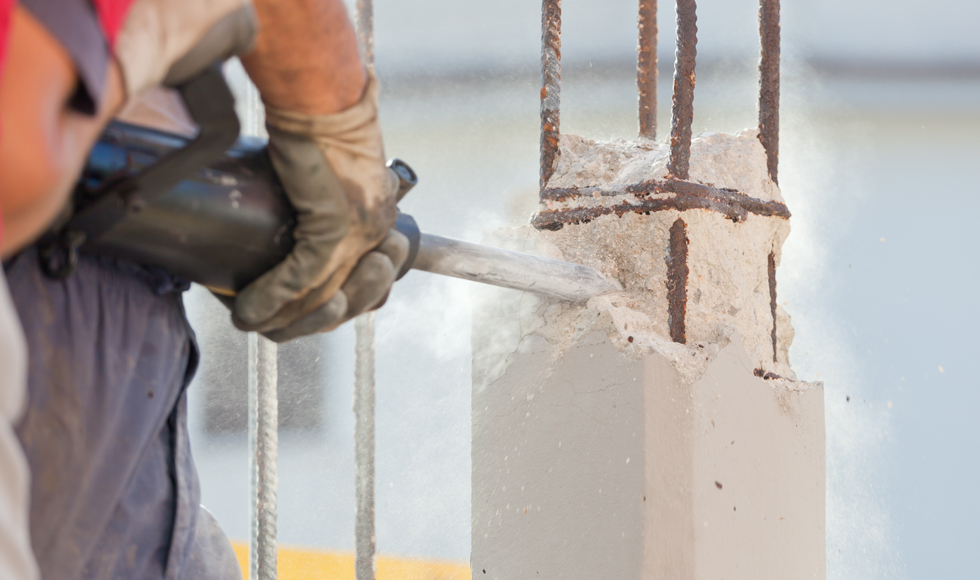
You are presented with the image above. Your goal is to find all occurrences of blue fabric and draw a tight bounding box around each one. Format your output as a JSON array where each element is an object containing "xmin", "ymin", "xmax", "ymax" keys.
[{"xmin": 4, "ymin": 249, "xmax": 241, "ymax": 580}]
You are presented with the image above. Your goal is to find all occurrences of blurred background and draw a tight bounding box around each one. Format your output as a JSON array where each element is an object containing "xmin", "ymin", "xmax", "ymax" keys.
[{"xmin": 184, "ymin": 0, "xmax": 980, "ymax": 577}]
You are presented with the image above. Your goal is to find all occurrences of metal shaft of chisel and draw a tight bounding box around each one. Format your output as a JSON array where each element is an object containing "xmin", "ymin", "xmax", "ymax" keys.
[{"xmin": 411, "ymin": 233, "xmax": 622, "ymax": 303}]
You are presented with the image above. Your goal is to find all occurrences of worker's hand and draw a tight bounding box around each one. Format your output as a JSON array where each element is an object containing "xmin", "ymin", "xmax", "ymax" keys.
[{"xmin": 231, "ymin": 74, "xmax": 405, "ymax": 342}]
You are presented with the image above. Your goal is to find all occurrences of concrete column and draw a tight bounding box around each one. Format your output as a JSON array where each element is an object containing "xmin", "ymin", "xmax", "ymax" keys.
[{"xmin": 471, "ymin": 227, "xmax": 824, "ymax": 579}]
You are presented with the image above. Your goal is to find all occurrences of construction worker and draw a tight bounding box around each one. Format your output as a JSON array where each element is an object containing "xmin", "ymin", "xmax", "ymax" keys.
[{"xmin": 0, "ymin": 0, "xmax": 406, "ymax": 578}]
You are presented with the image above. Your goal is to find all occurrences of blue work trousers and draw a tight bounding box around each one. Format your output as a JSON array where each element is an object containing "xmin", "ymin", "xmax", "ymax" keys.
[{"xmin": 4, "ymin": 249, "xmax": 241, "ymax": 580}]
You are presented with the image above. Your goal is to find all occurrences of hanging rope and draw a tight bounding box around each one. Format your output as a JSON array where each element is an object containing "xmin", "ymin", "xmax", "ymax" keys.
[
  {"xmin": 248, "ymin": 332, "xmax": 279, "ymax": 580},
  {"xmin": 353, "ymin": 3, "xmax": 378, "ymax": 579},
  {"xmin": 353, "ymin": 313, "xmax": 377, "ymax": 580}
]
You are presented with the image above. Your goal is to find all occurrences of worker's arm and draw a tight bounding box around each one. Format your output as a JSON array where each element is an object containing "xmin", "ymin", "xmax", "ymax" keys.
[
  {"xmin": 231, "ymin": 0, "xmax": 408, "ymax": 342},
  {"xmin": 0, "ymin": 0, "xmax": 404, "ymax": 339},
  {"xmin": 241, "ymin": 0, "xmax": 364, "ymax": 116}
]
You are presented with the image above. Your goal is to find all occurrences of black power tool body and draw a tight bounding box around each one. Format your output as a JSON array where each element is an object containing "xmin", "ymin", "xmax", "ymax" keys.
[
  {"xmin": 40, "ymin": 65, "xmax": 617, "ymax": 305},
  {"xmin": 41, "ymin": 66, "xmax": 419, "ymax": 295}
]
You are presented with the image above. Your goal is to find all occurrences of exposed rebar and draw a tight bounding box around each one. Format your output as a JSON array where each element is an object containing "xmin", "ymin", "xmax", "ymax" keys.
[
  {"xmin": 666, "ymin": 219, "xmax": 689, "ymax": 344},
  {"xmin": 758, "ymin": 0, "xmax": 780, "ymax": 184},
  {"xmin": 768, "ymin": 252, "xmax": 778, "ymax": 363},
  {"xmin": 667, "ymin": 0, "xmax": 698, "ymax": 180},
  {"xmin": 353, "ymin": 313, "xmax": 377, "ymax": 580},
  {"xmin": 540, "ymin": 0, "xmax": 562, "ymax": 193},
  {"xmin": 248, "ymin": 332, "xmax": 279, "ymax": 580},
  {"xmin": 355, "ymin": 0, "xmax": 375, "ymax": 72},
  {"xmin": 637, "ymin": 0, "xmax": 658, "ymax": 140},
  {"xmin": 532, "ymin": 179, "xmax": 791, "ymax": 231}
]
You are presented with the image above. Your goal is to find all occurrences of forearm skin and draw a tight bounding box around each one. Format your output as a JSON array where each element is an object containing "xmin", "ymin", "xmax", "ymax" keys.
[{"xmin": 241, "ymin": 0, "xmax": 366, "ymax": 116}]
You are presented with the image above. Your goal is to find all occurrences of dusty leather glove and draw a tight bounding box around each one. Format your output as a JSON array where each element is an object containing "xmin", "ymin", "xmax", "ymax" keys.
[{"xmin": 231, "ymin": 74, "xmax": 405, "ymax": 342}]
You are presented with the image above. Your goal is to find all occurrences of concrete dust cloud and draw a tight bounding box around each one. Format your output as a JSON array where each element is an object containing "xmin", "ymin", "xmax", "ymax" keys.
[{"xmin": 778, "ymin": 63, "xmax": 902, "ymax": 579}]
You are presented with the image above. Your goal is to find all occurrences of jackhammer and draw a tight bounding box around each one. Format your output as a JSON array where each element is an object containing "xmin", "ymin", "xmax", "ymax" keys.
[{"xmin": 39, "ymin": 66, "xmax": 620, "ymax": 304}]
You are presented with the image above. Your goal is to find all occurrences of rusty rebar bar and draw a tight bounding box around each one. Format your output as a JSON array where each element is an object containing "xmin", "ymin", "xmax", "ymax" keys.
[
  {"xmin": 758, "ymin": 0, "xmax": 780, "ymax": 184},
  {"xmin": 768, "ymin": 252, "xmax": 778, "ymax": 363},
  {"xmin": 540, "ymin": 0, "xmax": 562, "ymax": 193},
  {"xmin": 531, "ymin": 179, "xmax": 791, "ymax": 231},
  {"xmin": 667, "ymin": 0, "xmax": 698, "ymax": 180},
  {"xmin": 637, "ymin": 0, "xmax": 658, "ymax": 139},
  {"xmin": 666, "ymin": 219, "xmax": 689, "ymax": 344}
]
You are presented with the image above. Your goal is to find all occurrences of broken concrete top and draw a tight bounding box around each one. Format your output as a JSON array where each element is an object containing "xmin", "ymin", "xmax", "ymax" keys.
[
  {"xmin": 471, "ymin": 131, "xmax": 821, "ymax": 580},
  {"xmin": 541, "ymin": 129, "xmax": 785, "ymax": 205},
  {"xmin": 492, "ymin": 129, "xmax": 799, "ymax": 383}
]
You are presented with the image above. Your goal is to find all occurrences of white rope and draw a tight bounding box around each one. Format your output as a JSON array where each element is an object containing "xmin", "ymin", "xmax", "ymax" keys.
[
  {"xmin": 242, "ymin": 71, "xmax": 267, "ymax": 138},
  {"xmin": 353, "ymin": 4, "xmax": 378, "ymax": 579},
  {"xmin": 355, "ymin": 0, "xmax": 375, "ymax": 72},
  {"xmin": 248, "ymin": 332, "xmax": 279, "ymax": 580},
  {"xmin": 353, "ymin": 313, "xmax": 377, "ymax": 580}
]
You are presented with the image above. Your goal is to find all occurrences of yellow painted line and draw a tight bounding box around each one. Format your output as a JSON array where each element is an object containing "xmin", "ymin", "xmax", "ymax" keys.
[{"xmin": 230, "ymin": 542, "xmax": 471, "ymax": 580}]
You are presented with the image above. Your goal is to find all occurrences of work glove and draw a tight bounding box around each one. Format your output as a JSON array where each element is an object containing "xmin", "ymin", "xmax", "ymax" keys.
[{"xmin": 230, "ymin": 74, "xmax": 408, "ymax": 343}]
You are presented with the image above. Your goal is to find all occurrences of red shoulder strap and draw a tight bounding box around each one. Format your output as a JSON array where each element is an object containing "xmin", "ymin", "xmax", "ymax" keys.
[
  {"xmin": 0, "ymin": 0, "xmax": 13, "ymax": 243},
  {"xmin": 0, "ymin": 0, "xmax": 13, "ymax": 83},
  {"xmin": 90, "ymin": 0, "xmax": 134, "ymax": 47}
]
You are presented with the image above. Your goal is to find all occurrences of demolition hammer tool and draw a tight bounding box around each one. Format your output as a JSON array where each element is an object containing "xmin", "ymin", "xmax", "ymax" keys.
[{"xmin": 42, "ymin": 68, "xmax": 621, "ymax": 303}]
